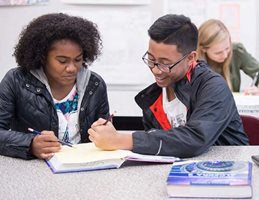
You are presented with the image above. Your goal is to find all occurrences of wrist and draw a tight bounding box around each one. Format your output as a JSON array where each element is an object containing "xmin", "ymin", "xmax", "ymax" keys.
[
  {"xmin": 28, "ymin": 137, "xmax": 37, "ymax": 158},
  {"xmin": 114, "ymin": 133, "xmax": 133, "ymax": 150}
]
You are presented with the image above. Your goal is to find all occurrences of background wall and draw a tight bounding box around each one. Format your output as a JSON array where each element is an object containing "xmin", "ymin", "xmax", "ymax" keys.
[{"xmin": 0, "ymin": 0, "xmax": 258, "ymax": 116}]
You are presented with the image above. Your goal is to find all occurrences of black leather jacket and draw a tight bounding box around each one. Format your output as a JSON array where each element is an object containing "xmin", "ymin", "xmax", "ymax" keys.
[
  {"xmin": 0, "ymin": 67, "xmax": 109, "ymax": 159},
  {"xmin": 133, "ymin": 61, "xmax": 248, "ymax": 158}
]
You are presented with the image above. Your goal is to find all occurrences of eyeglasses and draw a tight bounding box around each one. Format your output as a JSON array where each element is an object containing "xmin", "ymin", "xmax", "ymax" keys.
[{"xmin": 142, "ymin": 52, "xmax": 189, "ymax": 73}]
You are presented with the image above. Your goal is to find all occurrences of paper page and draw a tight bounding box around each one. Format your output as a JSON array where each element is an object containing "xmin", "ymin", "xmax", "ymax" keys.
[
  {"xmin": 126, "ymin": 152, "xmax": 179, "ymax": 163},
  {"xmin": 55, "ymin": 143, "xmax": 131, "ymax": 164}
]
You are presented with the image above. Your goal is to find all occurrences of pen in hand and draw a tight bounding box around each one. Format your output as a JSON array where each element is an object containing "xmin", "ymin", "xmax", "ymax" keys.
[
  {"xmin": 103, "ymin": 113, "xmax": 115, "ymax": 125},
  {"xmin": 251, "ymin": 72, "xmax": 259, "ymax": 87},
  {"xmin": 28, "ymin": 128, "xmax": 74, "ymax": 148}
]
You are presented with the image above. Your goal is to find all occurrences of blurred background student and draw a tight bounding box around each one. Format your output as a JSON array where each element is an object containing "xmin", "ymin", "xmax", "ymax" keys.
[
  {"xmin": 197, "ymin": 19, "xmax": 259, "ymax": 94},
  {"xmin": 0, "ymin": 13, "xmax": 109, "ymax": 160}
]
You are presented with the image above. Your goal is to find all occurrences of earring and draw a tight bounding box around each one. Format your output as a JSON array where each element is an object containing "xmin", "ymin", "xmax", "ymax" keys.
[{"xmin": 82, "ymin": 62, "xmax": 88, "ymax": 68}]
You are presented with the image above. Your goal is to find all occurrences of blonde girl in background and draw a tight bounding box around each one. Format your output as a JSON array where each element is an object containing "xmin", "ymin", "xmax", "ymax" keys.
[{"xmin": 197, "ymin": 19, "xmax": 259, "ymax": 94}]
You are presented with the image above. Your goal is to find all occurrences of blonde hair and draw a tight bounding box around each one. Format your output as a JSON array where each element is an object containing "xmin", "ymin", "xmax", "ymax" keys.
[{"xmin": 197, "ymin": 19, "xmax": 233, "ymax": 90}]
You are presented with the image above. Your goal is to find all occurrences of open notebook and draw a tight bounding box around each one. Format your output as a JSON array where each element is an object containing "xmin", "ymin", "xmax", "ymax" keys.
[{"xmin": 46, "ymin": 143, "xmax": 179, "ymax": 173}]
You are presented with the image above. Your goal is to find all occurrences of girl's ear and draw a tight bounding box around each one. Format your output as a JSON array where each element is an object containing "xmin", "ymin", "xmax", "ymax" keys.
[{"xmin": 202, "ymin": 48, "xmax": 207, "ymax": 53}]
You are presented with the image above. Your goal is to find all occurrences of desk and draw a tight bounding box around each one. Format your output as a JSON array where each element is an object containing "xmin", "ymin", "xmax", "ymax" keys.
[
  {"xmin": 233, "ymin": 93, "xmax": 259, "ymax": 118},
  {"xmin": 0, "ymin": 146, "xmax": 258, "ymax": 200}
]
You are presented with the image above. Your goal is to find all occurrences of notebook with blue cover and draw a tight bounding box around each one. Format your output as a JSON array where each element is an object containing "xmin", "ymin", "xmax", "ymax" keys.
[{"xmin": 166, "ymin": 160, "xmax": 252, "ymax": 199}]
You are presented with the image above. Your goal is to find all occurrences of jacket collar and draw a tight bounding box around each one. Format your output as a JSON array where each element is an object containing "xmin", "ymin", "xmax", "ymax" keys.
[
  {"xmin": 30, "ymin": 67, "xmax": 91, "ymax": 105},
  {"xmin": 135, "ymin": 60, "xmax": 208, "ymax": 109}
]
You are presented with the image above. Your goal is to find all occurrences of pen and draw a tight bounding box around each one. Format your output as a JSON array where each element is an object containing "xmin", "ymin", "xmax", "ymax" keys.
[
  {"xmin": 103, "ymin": 113, "xmax": 115, "ymax": 125},
  {"xmin": 28, "ymin": 128, "xmax": 74, "ymax": 148},
  {"xmin": 251, "ymin": 72, "xmax": 259, "ymax": 87}
]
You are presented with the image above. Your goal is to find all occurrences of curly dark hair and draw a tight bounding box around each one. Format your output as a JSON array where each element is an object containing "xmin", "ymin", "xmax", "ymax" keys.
[{"xmin": 14, "ymin": 13, "xmax": 102, "ymax": 70}]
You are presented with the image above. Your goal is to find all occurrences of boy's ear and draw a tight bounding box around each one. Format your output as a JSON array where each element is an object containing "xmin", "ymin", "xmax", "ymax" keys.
[{"xmin": 187, "ymin": 51, "xmax": 197, "ymax": 64}]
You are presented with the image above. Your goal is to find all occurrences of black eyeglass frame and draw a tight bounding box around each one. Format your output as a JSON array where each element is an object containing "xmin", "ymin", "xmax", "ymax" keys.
[{"xmin": 142, "ymin": 52, "xmax": 190, "ymax": 73}]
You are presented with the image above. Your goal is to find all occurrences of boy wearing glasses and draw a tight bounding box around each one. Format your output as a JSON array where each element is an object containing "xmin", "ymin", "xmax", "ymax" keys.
[{"xmin": 88, "ymin": 14, "xmax": 248, "ymax": 158}]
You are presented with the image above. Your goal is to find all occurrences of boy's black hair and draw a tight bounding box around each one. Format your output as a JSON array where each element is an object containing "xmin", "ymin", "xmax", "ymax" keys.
[{"xmin": 148, "ymin": 14, "xmax": 198, "ymax": 54}]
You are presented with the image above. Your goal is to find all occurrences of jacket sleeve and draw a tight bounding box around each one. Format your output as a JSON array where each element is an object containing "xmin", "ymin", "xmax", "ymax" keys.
[
  {"xmin": 142, "ymin": 112, "xmax": 160, "ymax": 131},
  {"xmin": 96, "ymin": 79, "xmax": 110, "ymax": 119},
  {"xmin": 234, "ymin": 43, "xmax": 259, "ymax": 78},
  {"xmin": 132, "ymin": 75, "xmax": 241, "ymax": 158},
  {"xmin": 0, "ymin": 70, "xmax": 35, "ymax": 159}
]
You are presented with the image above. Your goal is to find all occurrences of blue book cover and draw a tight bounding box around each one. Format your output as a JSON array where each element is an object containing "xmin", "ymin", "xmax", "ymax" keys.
[{"xmin": 166, "ymin": 160, "xmax": 252, "ymax": 199}]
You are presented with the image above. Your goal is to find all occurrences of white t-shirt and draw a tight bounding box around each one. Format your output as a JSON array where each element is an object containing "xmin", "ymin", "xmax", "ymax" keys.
[
  {"xmin": 162, "ymin": 87, "xmax": 187, "ymax": 128},
  {"xmin": 54, "ymin": 85, "xmax": 80, "ymax": 144}
]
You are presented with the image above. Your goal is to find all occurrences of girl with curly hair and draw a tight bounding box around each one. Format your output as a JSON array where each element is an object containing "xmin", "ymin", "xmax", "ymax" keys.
[{"xmin": 0, "ymin": 13, "xmax": 109, "ymax": 159}]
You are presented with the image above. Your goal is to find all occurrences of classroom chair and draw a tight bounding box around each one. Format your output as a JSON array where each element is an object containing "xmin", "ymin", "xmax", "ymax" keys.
[{"xmin": 240, "ymin": 115, "xmax": 259, "ymax": 145}]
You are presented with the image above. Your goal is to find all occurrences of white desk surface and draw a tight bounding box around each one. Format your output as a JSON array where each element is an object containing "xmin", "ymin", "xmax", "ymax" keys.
[
  {"xmin": 0, "ymin": 146, "xmax": 258, "ymax": 200},
  {"xmin": 233, "ymin": 93, "xmax": 259, "ymax": 117}
]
